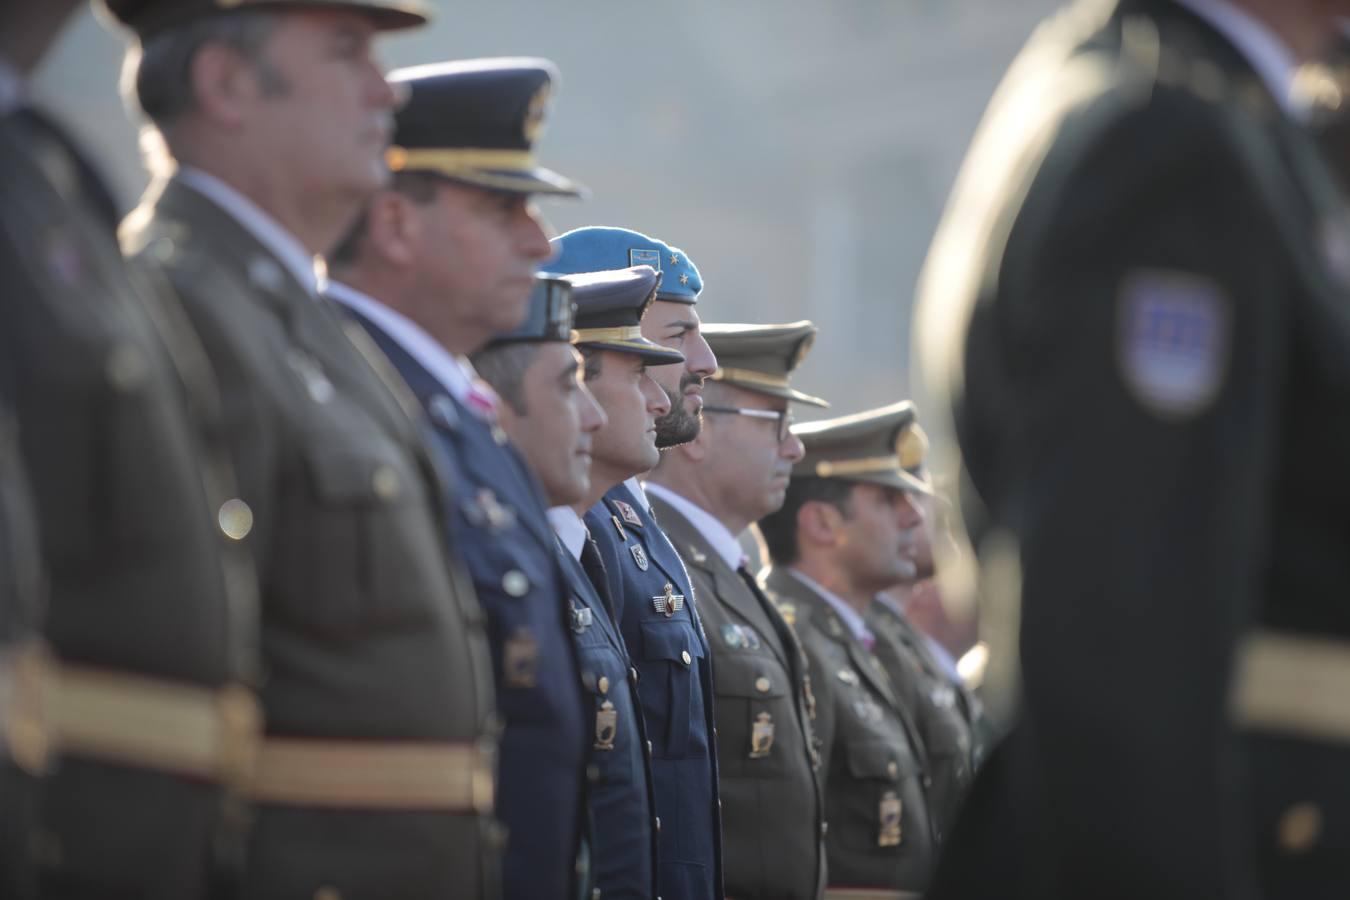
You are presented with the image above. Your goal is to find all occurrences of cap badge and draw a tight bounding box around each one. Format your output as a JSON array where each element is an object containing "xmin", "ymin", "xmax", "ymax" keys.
[{"xmin": 629, "ymin": 248, "xmax": 662, "ymax": 272}]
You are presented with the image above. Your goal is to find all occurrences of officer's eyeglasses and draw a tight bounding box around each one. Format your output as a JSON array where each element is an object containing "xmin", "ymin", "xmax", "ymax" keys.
[{"xmin": 702, "ymin": 406, "xmax": 795, "ymax": 443}]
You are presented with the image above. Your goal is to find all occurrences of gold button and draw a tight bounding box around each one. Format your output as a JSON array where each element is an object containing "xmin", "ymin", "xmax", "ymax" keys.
[
  {"xmin": 502, "ymin": 570, "xmax": 530, "ymax": 598},
  {"xmin": 217, "ymin": 498, "xmax": 254, "ymax": 541},
  {"xmin": 681, "ymin": 650, "xmax": 692, "ymax": 666},
  {"xmin": 371, "ymin": 465, "xmax": 400, "ymax": 500},
  {"xmin": 630, "ymin": 667, "xmax": 639, "ymax": 681},
  {"xmin": 886, "ymin": 760, "xmax": 899, "ymax": 779},
  {"xmin": 597, "ymin": 676, "xmax": 610, "ymax": 695},
  {"xmin": 754, "ymin": 676, "xmax": 771, "ymax": 693},
  {"xmin": 1277, "ymin": 802, "xmax": 1323, "ymax": 854},
  {"xmin": 314, "ymin": 888, "xmax": 341, "ymax": 900}
]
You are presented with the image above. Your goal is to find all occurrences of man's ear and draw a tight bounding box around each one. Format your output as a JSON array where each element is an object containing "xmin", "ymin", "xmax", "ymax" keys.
[
  {"xmin": 189, "ymin": 42, "xmax": 260, "ymax": 129},
  {"xmin": 797, "ymin": 499, "xmax": 843, "ymax": 549},
  {"xmin": 365, "ymin": 190, "xmax": 422, "ymax": 267}
]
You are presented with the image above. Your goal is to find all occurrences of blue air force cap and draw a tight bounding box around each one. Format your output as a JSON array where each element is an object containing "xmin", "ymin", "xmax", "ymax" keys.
[
  {"xmin": 569, "ymin": 267, "xmax": 686, "ymax": 366},
  {"xmin": 549, "ymin": 226, "xmax": 703, "ymax": 304},
  {"xmin": 486, "ymin": 276, "xmax": 574, "ymax": 347},
  {"xmin": 386, "ymin": 58, "xmax": 584, "ymax": 197}
]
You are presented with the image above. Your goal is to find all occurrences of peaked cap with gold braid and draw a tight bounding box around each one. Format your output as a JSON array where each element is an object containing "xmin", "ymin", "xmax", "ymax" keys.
[
  {"xmin": 568, "ymin": 266, "xmax": 685, "ymax": 366},
  {"xmin": 386, "ymin": 58, "xmax": 584, "ymax": 198},
  {"xmin": 790, "ymin": 401, "xmax": 932, "ymax": 495},
  {"xmin": 702, "ymin": 321, "xmax": 828, "ymax": 407}
]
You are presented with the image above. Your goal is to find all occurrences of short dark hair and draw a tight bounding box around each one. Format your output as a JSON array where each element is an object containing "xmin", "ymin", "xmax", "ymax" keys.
[
  {"xmin": 758, "ymin": 476, "xmax": 855, "ymax": 566},
  {"xmin": 328, "ymin": 170, "xmax": 445, "ymax": 268},
  {"xmin": 470, "ymin": 343, "xmax": 539, "ymax": 415}
]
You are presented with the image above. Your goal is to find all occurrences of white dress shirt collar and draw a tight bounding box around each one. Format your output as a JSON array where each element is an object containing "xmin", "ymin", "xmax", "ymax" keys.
[
  {"xmin": 327, "ymin": 279, "xmax": 480, "ymax": 406},
  {"xmin": 177, "ymin": 166, "xmax": 320, "ymax": 295},
  {"xmin": 548, "ymin": 506, "xmax": 589, "ymax": 560},
  {"xmin": 1174, "ymin": 0, "xmax": 1307, "ymax": 120},
  {"xmin": 622, "ymin": 476, "xmax": 653, "ymax": 513},
  {"xmin": 789, "ymin": 567, "xmax": 875, "ymax": 644},
  {"xmin": 642, "ymin": 483, "xmax": 745, "ymax": 571},
  {"xmin": 0, "ymin": 58, "xmax": 23, "ymax": 117}
]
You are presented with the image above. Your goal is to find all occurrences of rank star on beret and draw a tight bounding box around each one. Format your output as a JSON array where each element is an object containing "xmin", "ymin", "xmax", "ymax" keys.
[
  {"xmin": 486, "ymin": 276, "xmax": 574, "ymax": 347},
  {"xmin": 386, "ymin": 58, "xmax": 584, "ymax": 198},
  {"xmin": 702, "ymin": 321, "xmax": 829, "ymax": 408},
  {"xmin": 98, "ymin": 0, "xmax": 430, "ymax": 38},
  {"xmin": 791, "ymin": 401, "xmax": 933, "ymax": 495},
  {"xmin": 549, "ymin": 226, "xmax": 703, "ymax": 304},
  {"xmin": 567, "ymin": 266, "xmax": 686, "ymax": 366}
]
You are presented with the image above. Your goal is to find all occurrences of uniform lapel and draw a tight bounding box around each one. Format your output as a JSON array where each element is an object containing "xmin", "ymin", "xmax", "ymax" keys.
[{"xmin": 556, "ymin": 538, "xmax": 625, "ymax": 653}]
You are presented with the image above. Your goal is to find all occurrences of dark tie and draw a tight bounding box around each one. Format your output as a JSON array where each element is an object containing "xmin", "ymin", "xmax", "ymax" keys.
[{"xmin": 581, "ymin": 536, "xmax": 617, "ymax": 621}]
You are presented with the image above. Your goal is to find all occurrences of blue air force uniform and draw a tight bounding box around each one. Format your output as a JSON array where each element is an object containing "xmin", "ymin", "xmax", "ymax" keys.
[
  {"xmin": 586, "ymin": 484, "xmax": 723, "ymax": 900},
  {"xmin": 552, "ymin": 507, "xmax": 660, "ymax": 900},
  {"xmin": 332, "ymin": 59, "xmax": 590, "ymax": 900}
]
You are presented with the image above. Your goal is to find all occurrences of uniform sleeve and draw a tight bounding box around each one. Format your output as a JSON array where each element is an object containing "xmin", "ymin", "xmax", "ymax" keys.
[{"xmin": 962, "ymin": 94, "xmax": 1288, "ymax": 898}]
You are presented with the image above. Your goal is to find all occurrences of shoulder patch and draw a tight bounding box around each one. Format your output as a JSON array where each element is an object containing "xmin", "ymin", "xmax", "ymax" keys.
[{"xmin": 1117, "ymin": 269, "xmax": 1229, "ymax": 419}]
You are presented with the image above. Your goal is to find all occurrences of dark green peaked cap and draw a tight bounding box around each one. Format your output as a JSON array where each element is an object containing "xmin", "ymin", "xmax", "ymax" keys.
[
  {"xmin": 790, "ymin": 401, "xmax": 932, "ymax": 495},
  {"xmin": 703, "ymin": 321, "xmax": 828, "ymax": 408}
]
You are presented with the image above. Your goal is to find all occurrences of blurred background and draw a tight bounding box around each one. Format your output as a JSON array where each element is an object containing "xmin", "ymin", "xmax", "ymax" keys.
[{"xmin": 35, "ymin": 0, "xmax": 1060, "ymax": 421}]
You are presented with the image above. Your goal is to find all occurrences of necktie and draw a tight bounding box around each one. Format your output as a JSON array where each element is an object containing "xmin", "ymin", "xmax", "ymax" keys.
[{"xmin": 581, "ymin": 536, "xmax": 617, "ymax": 621}]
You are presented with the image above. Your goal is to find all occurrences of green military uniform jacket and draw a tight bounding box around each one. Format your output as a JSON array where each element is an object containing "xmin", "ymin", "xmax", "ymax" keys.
[
  {"xmin": 2, "ymin": 109, "xmax": 257, "ymax": 898},
  {"xmin": 121, "ymin": 174, "xmax": 499, "ymax": 899},
  {"xmin": 648, "ymin": 491, "xmax": 825, "ymax": 900},
  {"xmin": 914, "ymin": 1, "xmax": 1350, "ymax": 897},
  {"xmin": 763, "ymin": 567, "xmax": 933, "ymax": 897},
  {"xmin": 864, "ymin": 600, "xmax": 977, "ymax": 842}
]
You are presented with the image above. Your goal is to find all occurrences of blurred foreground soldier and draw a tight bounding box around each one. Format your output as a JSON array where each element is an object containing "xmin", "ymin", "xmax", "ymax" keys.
[
  {"xmin": 758, "ymin": 403, "xmax": 938, "ymax": 899},
  {"xmin": 479, "ymin": 269, "xmax": 669, "ymax": 899},
  {"xmin": 913, "ymin": 1, "xmax": 1350, "ymax": 898},
  {"xmin": 327, "ymin": 58, "xmax": 589, "ymax": 900},
  {"xmin": 112, "ymin": 1, "xmax": 502, "ymax": 896},
  {"xmin": 551, "ymin": 228, "xmax": 725, "ymax": 900},
  {"xmin": 644, "ymin": 321, "xmax": 828, "ymax": 900},
  {"xmin": 4, "ymin": 4, "xmax": 259, "ymax": 898}
]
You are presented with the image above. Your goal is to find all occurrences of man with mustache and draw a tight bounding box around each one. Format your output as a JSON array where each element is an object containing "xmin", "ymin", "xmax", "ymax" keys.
[
  {"xmin": 478, "ymin": 266, "xmax": 675, "ymax": 899},
  {"xmin": 325, "ymin": 59, "xmax": 591, "ymax": 900},
  {"xmin": 643, "ymin": 321, "xmax": 830, "ymax": 900},
  {"xmin": 548, "ymin": 229, "xmax": 724, "ymax": 900},
  {"xmin": 3, "ymin": 3, "xmax": 257, "ymax": 897},
  {"xmin": 110, "ymin": 1, "xmax": 500, "ymax": 895},
  {"xmin": 757, "ymin": 402, "xmax": 939, "ymax": 899}
]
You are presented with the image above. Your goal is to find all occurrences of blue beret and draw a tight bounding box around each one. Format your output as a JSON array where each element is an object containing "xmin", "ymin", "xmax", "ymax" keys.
[{"xmin": 547, "ymin": 226, "xmax": 703, "ymax": 304}]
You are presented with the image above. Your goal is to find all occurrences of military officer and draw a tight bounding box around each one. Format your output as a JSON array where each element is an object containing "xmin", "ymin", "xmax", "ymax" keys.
[
  {"xmin": 4, "ymin": 3, "xmax": 260, "ymax": 897},
  {"xmin": 643, "ymin": 321, "xmax": 829, "ymax": 900},
  {"xmin": 548, "ymin": 230, "xmax": 724, "ymax": 900},
  {"xmin": 913, "ymin": 1, "xmax": 1350, "ymax": 898},
  {"xmin": 325, "ymin": 58, "xmax": 590, "ymax": 900},
  {"xmin": 757, "ymin": 403, "xmax": 939, "ymax": 899},
  {"xmin": 478, "ymin": 269, "xmax": 671, "ymax": 899},
  {"xmin": 109, "ymin": 2, "xmax": 500, "ymax": 896}
]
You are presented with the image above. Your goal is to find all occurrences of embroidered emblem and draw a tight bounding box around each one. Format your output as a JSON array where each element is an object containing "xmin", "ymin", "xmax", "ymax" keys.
[
  {"xmin": 750, "ymin": 712, "xmax": 775, "ymax": 759},
  {"xmin": 630, "ymin": 543, "xmax": 650, "ymax": 571},
  {"xmin": 1117, "ymin": 270, "xmax": 1229, "ymax": 418},
  {"xmin": 652, "ymin": 583, "xmax": 685, "ymax": 617},
  {"xmin": 721, "ymin": 624, "xmax": 744, "ymax": 649},
  {"xmin": 594, "ymin": 700, "xmax": 617, "ymax": 751},
  {"xmin": 502, "ymin": 628, "xmax": 539, "ymax": 689},
  {"xmin": 614, "ymin": 500, "xmax": 643, "ymax": 527},
  {"xmin": 879, "ymin": 791, "xmax": 903, "ymax": 847},
  {"xmin": 629, "ymin": 248, "xmax": 662, "ymax": 272}
]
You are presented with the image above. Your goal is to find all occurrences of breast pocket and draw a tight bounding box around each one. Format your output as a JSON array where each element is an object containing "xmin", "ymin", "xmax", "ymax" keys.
[
  {"xmin": 841, "ymin": 740, "xmax": 923, "ymax": 853},
  {"xmin": 273, "ymin": 444, "xmax": 438, "ymax": 634},
  {"xmin": 638, "ymin": 620, "xmax": 704, "ymax": 758},
  {"xmin": 713, "ymin": 654, "xmax": 792, "ymax": 778}
]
